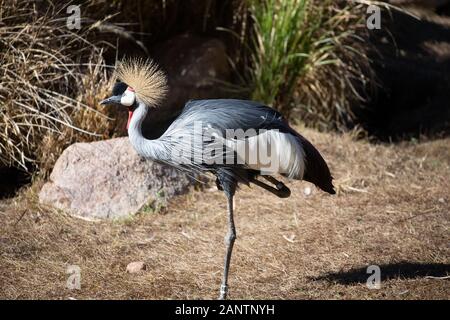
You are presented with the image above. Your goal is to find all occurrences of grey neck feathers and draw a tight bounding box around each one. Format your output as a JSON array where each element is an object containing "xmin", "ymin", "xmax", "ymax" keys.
[{"xmin": 127, "ymin": 102, "xmax": 164, "ymax": 160}]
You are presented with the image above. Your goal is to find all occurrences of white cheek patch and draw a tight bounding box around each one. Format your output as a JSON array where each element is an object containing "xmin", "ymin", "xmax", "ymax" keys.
[{"xmin": 121, "ymin": 87, "xmax": 135, "ymax": 106}]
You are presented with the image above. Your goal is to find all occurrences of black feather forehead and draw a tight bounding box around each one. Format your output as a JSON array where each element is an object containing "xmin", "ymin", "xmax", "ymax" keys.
[{"xmin": 112, "ymin": 81, "xmax": 128, "ymax": 96}]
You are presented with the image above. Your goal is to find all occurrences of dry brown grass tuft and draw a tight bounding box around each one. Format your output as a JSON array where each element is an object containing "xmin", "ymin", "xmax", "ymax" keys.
[
  {"xmin": 242, "ymin": 0, "xmax": 376, "ymax": 130},
  {"xmin": 0, "ymin": 0, "xmax": 125, "ymax": 174},
  {"xmin": 292, "ymin": 1, "xmax": 376, "ymax": 131},
  {"xmin": 1, "ymin": 128, "xmax": 448, "ymax": 299}
]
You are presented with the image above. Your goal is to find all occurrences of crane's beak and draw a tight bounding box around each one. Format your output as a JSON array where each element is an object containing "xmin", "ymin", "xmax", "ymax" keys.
[{"xmin": 100, "ymin": 95, "xmax": 122, "ymax": 105}]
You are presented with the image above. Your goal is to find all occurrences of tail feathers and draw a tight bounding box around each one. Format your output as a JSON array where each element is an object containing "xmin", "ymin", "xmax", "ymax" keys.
[{"xmin": 297, "ymin": 135, "xmax": 335, "ymax": 195}]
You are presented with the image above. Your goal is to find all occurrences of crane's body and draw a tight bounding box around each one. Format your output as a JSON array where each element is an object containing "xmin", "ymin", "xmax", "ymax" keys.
[
  {"xmin": 128, "ymin": 98, "xmax": 334, "ymax": 193},
  {"xmin": 101, "ymin": 59, "xmax": 335, "ymax": 299}
]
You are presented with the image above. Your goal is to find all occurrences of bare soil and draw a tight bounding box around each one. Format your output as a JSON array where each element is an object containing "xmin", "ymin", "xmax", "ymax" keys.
[{"xmin": 0, "ymin": 128, "xmax": 449, "ymax": 299}]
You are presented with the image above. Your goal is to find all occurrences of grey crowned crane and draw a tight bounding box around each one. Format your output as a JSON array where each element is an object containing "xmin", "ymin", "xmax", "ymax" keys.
[{"xmin": 101, "ymin": 58, "xmax": 335, "ymax": 299}]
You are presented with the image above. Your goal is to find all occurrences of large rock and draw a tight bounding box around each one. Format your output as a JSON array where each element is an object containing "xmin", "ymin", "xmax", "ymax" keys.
[
  {"xmin": 144, "ymin": 34, "xmax": 231, "ymax": 139},
  {"xmin": 39, "ymin": 138, "xmax": 194, "ymax": 219}
]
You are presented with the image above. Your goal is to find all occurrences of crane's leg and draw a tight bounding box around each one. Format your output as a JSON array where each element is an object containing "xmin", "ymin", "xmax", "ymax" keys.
[{"xmin": 219, "ymin": 193, "xmax": 236, "ymax": 300}]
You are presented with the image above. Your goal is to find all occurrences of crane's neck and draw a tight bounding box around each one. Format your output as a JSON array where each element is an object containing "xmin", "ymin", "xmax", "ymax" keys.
[{"xmin": 127, "ymin": 102, "xmax": 164, "ymax": 160}]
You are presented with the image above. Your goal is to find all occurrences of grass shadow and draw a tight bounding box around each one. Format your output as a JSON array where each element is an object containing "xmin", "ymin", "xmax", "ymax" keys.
[{"xmin": 312, "ymin": 262, "xmax": 450, "ymax": 285}]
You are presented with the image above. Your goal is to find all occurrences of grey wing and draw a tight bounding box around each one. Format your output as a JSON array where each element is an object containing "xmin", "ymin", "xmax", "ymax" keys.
[
  {"xmin": 176, "ymin": 99, "xmax": 289, "ymax": 134},
  {"xmin": 169, "ymin": 99, "xmax": 335, "ymax": 193},
  {"xmin": 159, "ymin": 99, "xmax": 297, "ymax": 177}
]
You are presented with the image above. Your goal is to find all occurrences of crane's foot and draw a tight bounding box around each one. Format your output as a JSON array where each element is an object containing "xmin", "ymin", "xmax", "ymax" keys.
[
  {"xmin": 250, "ymin": 177, "xmax": 291, "ymax": 198},
  {"xmin": 219, "ymin": 284, "xmax": 228, "ymax": 300},
  {"xmin": 275, "ymin": 182, "xmax": 291, "ymax": 198}
]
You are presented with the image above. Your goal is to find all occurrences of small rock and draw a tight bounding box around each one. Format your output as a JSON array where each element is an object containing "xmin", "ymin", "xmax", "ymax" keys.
[
  {"xmin": 438, "ymin": 198, "xmax": 445, "ymax": 203},
  {"xmin": 126, "ymin": 261, "xmax": 147, "ymax": 274},
  {"xmin": 283, "ymin": 234, "xmax": 297, "ymax": 243},
  {"xmin": 304, "ymin": 187, "xmax": 312, "ymax": 196}
]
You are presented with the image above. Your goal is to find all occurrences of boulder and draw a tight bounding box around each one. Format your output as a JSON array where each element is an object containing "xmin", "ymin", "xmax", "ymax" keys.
[
  {"xmin": 144, "ymin": 34, "xmax": 231, "ymax": 139},
  {"xmin": 39, "ymin": 137, "xmax": 194, "ymax": 219}
]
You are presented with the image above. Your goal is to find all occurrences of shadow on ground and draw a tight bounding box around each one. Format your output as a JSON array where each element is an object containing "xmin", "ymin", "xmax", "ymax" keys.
[{"xmin": 312, "ymin": 262, "xmax": 450, "ymax": 285}]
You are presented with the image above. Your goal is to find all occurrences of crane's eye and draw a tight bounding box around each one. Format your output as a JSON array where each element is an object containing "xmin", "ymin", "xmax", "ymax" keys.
[{"xmin": 121, "ymin": 87, "xmax": 135, "ymax": 106}]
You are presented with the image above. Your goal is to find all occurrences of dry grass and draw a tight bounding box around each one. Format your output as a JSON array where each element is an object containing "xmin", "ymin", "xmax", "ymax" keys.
[
  {"xmin": 0, "ymin": 127, "xmax": 448, "ymax": 299},
  {"xmin": 292, "ymin": 1, "xmax": 376, "ymax": 131},
  {"xmin": 0, "ymin": 0, "xmax": 130, "ymax": 174}
]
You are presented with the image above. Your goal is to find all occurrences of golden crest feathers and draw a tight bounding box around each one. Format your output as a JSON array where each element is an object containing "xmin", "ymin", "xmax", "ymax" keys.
[{"xmin": 115, "ymin": 58, "xmax": 168, "ymax": 107}]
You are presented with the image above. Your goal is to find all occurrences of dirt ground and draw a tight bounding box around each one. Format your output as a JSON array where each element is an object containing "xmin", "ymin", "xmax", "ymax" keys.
[{"xmin": 0, "ymin": 128, "xmax": 449, "ymax": 300}]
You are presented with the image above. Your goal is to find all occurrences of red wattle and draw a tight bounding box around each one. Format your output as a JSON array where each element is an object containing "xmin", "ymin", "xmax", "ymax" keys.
[{"xmin": 126, "ymin": 111, "xmax": 133, "ymax": 130}]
